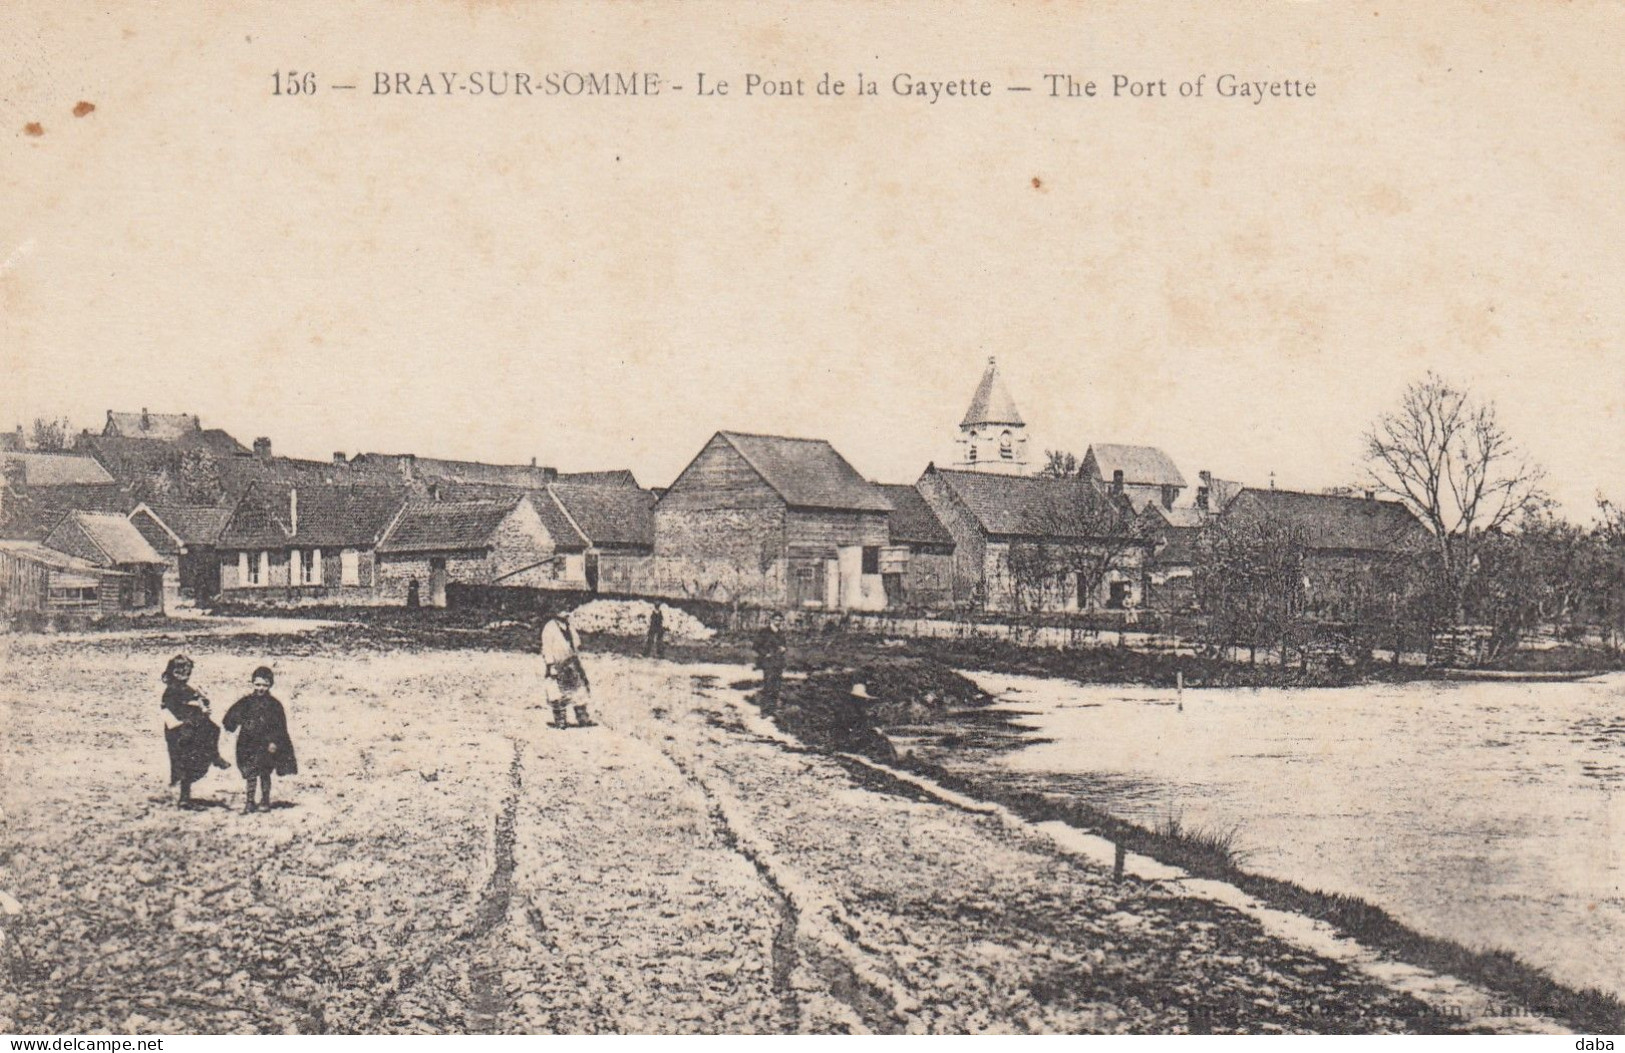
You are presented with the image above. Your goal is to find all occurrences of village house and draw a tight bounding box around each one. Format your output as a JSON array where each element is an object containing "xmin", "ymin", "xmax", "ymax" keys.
[
  {"xmin": 653, "ymin": 431, "xmax": 893, "ymax": 609},
  {"xmin": 1080, "ymin": 444, "xmax": 1189, "ymax": 513},
  {"xmin": 916, "ymin": 465, "xmax": 1153, "ymax": 613},
  {"xmin": 102, "ymin": 408, "xmax": 202, "ymax": 441},
  {"xmin": 873, "ymin": 483, "xmax": 957, "ymax": 609},
  {"xmin": 0, "ymin": 451, "xmax": 134, "ymax": 542},
  {"xmin": 0, "ymin": 541, "xmax": 138, "ymax": 620},
  {"xmin": 1212, "ymin": 488, "xmax": 1430, "ymax": 618},
  {"xmin": 542, "ymin": 484, "xmax": 656, "ymax": 594},
  {"xmin": 216, "ymin": 484, "xmax": 409, "ymax": 604},
  {"xmin": 373, "ymin": 496, "xmax": 562, "ymax": 606},
  {"xmin": 127, "ymin": 503, "xmax": 235, "ymax": 604},
  {"xmin": 40, "ymin": 511, "xmax": 167, "ymax": 612}
]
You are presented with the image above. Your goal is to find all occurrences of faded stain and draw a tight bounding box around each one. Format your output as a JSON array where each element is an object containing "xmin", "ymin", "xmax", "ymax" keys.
[
  {"xmin": 73, "ymin": 101, "xmax": 96, "ymax": 118},
  {"xmin": 23, "ymin": 122, "xmax": 43, "ymax": 137},
  {"xmin": 1030, "ymin": 177, "xmax": 1043, "ymax": 190}
]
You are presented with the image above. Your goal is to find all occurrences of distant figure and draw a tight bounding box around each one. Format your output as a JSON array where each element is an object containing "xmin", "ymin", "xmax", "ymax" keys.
[
  {"xmin": 541, "ymin": 610, "xmax": 595, "ymax": 729},
  {"xmin": 223, "ymin": 666, "xmax": 299, "ymax": 814},
  {"xmin": 643, "ymin": 604, "xmax": 666, "ymax": 659},
  {"xmin": 406, "ymin": 579, "xmax": 420, "ymax": 609},
  {"xmin": 754, "ymin": 612, "xmax": 788, "ymax": 712},
  {"xmin": 160, "ymin": 654, "xmax": 229, "ymax": 809}
]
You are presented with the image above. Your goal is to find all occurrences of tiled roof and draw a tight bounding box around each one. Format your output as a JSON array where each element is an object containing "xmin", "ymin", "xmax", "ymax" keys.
[
  {"xmin": 355, "ymin": 453, "xmax": 559, "ymax": 489},
  {"xmin": 0, "ymin": 452, "xmax": 115, "ymax": 486},
  {"xmin": 1087, "ymin": 444, "xmax": 1188, "ymax": 488},
  {"xmin": 960, "ymin": 358, "xmax": 1024, "ymax": 427},
  {"xmin": 218, "ymin": 484, "xmax": 407, "ymax": 549},
  {"xmin": 1152, "ymin": 525, "xmax": 1202, "ymax": 567},
  {"xmin": 547, "ymin": 485, "xmax": 655, "ymax": 548},
  {"xmin": 528, "ymin": 493, "xmax": 588, "ymax": 552},
  {"xmin": 717, "ymin": 432, "xmax": 892, "ymax": 513},
  {"xmin": 138, "ymin": 503, "xmax": 234, "ymax": 547},
  {"xmin": 556, "ymin": 469, "xmax": 640, "ymax": 488},
  {"xmin": 378, "ymin": 499, "xmax": 520, "ymax": 553},
  {"xmin": 48, "ymin": 512, "xmax": 165, "ymax": 566},
  {"xmin": 929, "ymin": 468, "xmax": 1140, "ymax": 542},
  {"xmin": 1221, "ymin": 489, "xmax": 1427, "ymax": 552},
  {"xmin": 875, "ymin": 483, "xmax": 955, "ymax": 549},
  {"xmin": 0, "ymin": 485, "xmax": 135, "ymax": 541},
  {"xmin": 105, "ymin": 410, "xmax": 200, "ymax": 441}
]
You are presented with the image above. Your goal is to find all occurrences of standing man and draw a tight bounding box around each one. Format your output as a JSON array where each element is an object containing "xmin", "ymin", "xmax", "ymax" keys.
[
  {"xmin": 644, "ymin": 603, "xmax": 666, "ymax": 659},
  {"xmin": 541, "ymin": 609, "xmax": 595, "ymax": 729},
  {"xmin": 754, "ymin": 612, "xmax": 788, "ymax": 712}
]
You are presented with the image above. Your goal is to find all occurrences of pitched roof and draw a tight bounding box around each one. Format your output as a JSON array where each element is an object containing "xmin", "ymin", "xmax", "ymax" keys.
[
  {"xmin": 48, "ymin": 512, "xmax": 165, "ymax": 565},
  {"xmin": 378, "ymin": 499, "xmax": 521, "ymax": 553},
  {"xmin": 0, "ymin": 540, "xmax": 127, "ymax": 577},
  {"xmin": 960, "ymin": 357, "xmax": 1024, "ymax": 427},
  {"xmin": 218, "ymin": 484, "xmax": 407, "ymax": 549},
  {"xmin": 556, "ymin": 469, "xmax": 640, "ymax": 488},
  {"xmin": 715, "ymin": 432, "xmax": 892, "ymax": 513},
  {"xmin": 1140, "ymin": 502, "xmax": 1208, "ymax": 529},
  {"xmin": 875, "ymin": 483, "xmax": 955, "ymax": 548},
  {"xmin": 1221, "ymin": 489, "xmax": 1427, "ymax": 552},
  {"xmin": 1086, "ymin": 444, "xmax": 1188, "ymax": 488},
  {"xmin": 546, "ymin": 485, "xmax": 656, "ymax": 548},
  {"xmin": 0, "ymin": 484, "xmax": 135, "ymax": 541},
  {"xmin": 0, "ymin": 451, "xmax": 116, "ymax": 486},
  {"xmin": 137, "ymin": 503, "xmax": 234, "ymax": 547},
  {"xmin": 104, "ymin": 410, "xmax": 200, "ymax": 441},
  {"xmin": 928, "ymin": 468, "xmax": 1141, "ymax": 542},
  {"xmin": 355, "ymin": 453, "xmax": 558, "ymax": 490},
  {"xmin": 527, "ymin": 492, "xmax": 588, "ymax": 552}
]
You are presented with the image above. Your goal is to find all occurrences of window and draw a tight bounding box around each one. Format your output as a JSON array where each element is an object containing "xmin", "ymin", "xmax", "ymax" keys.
[
  {"xmin": 243, "ymin": 551, "xmax": 266, "ymax": 586},
  {"xmin": 861, "ymin": 546, "xmax": 880, "ymax": 575},
  {"xmin": 999, "ymin": 430, "xmax": 1013, "ymax": 460},
  {"xmin": 340, "ymin": 548, "xmax": 360, "ymax": 586},
  {"xmin": 1107, "ymin": 581, "xmax": 1129, "ymax": 609},
  {"xmin": 49, "ymin": 586, "xmax": 97, "ymax": 604}
]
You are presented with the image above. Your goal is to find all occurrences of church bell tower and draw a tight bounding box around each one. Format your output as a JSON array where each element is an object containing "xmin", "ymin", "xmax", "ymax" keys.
[{"xmin": 955, "ymin": 356, "xmax": 1028, "ymax": 474}]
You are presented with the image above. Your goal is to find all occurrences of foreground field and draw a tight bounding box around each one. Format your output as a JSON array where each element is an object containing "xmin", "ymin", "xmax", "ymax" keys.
[{"xmin": 0, "ymin": 628, "xmax": 1506, "ymax": 1033}]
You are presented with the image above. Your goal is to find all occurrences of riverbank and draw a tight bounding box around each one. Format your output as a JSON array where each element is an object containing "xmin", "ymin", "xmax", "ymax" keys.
[{"xmin": 0, "ymin": 622, "xmax": 1557, "ymax": 1034}]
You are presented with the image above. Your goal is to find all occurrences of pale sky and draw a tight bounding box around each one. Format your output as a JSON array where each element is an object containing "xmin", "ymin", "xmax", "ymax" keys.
[{"xmin": 4, "ymin": 2, "xmax": 1621, "ymax": 516}]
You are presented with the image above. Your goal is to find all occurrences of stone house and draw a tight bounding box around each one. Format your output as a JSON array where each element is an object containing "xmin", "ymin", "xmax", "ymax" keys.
[
  {"xmin": 654, "ymin": 431, "xmax": 892, "ymax": 609},
  {"xmin": 374, "ymin": 496, "xmax": 560, "ymax": 605},
  {"xmin": 873, "ymin": 483, "xmax": 956, "ymax": 609},
  {"xmin": 916, "ymin": 465, "xmax": 1153, "ymax": 613},
  {"xmin": 1080, "ymin": 444, "xmax": 1188, "ymax": 513},
  {"xmin": 542, "ymin": 484, "xmax": 656, "ymax": 594}
]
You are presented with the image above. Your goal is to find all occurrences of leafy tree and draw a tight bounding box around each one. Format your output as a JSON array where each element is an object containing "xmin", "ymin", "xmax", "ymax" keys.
[
  {"xmin": 1038, "ymin": 450, "xmax": 1080, "ymax": 479},
  {"xmin": 30, "ymin": 416, "xmax": 71, "ymax": 451}
]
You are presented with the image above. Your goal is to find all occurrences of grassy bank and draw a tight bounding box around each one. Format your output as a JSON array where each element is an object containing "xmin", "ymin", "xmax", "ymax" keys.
[{"xmin": 761, "ymin": 656, "xmax": 1625, "ymax": 1036}]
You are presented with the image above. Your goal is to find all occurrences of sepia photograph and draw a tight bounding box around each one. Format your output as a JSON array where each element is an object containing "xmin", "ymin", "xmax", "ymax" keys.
[{"xmin": 2, "ymin": 0, "xmax": 1623, "ymax": 1041}]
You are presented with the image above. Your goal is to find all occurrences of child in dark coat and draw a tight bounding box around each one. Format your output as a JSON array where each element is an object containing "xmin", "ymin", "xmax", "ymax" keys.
[
  {"xmin": 160, "ymin": 654, "xmax": 229, "ymax": 809},
  {"xmin": 222, "ymin": 666, "xmax": 298, "ymax": 814}
]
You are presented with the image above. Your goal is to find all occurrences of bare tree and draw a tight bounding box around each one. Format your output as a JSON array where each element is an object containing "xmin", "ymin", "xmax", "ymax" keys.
[
  {"xmin": 1004, "ymin": 482, "xmax": 1151, "ymax": 614},
  {"xmin": 1363, "ymin": 372, "xmax": 1546, "ymax": 617}
]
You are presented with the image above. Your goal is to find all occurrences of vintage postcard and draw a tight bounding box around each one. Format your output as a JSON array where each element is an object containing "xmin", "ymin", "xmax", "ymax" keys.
[{"xmin": 2, "ymin": 0, "xmax": 1622, "ymax": 1041}]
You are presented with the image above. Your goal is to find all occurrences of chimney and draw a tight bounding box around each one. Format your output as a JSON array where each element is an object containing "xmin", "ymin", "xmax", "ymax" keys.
[
  {"xmin": 253, "ymin": 437, "xmax": 272, "ymax": 461},
  {"xmin": 105, "ymin": 410, "xmax": 115, "ymax": 433},
  {"xmin": 400, "ymin": 453, "xmax": 417, "ymax": 480},
  {"xmin": 141, "ymin": 407, "xmax": 150, "ymax": 431},
  {"xmin": 332, "ymin": 451, "xmax": 347, "ymax": 465},
  {"xmin": 530, "ymin": 456, "xmax": 537, "ymax": 467},
  {"xmin": 1111, "ymin": 469, "xmax": 1124, "ymax": 495},
  {"xmin": 1196, "ymin": 470, "xmax": 1211, "ymax": 512},
  {"xmin": 289, "ymin": 488, "xmax": 299, "ymax": 535},
  {"xmin": 1364, "ymin": 489, "xmax": 1376, "ymax": 502}
]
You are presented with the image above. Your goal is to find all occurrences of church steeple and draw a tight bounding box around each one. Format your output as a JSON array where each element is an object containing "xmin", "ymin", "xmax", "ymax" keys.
[{"xmin": 955, "ymin": 357, "xmax": 1029, "ymax": 474}]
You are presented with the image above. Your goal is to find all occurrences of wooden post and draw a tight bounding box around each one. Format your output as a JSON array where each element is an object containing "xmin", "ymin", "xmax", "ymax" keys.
[{"xmin": 1113, "ymin": 841, "xmax": 1126, "ymax": 883}]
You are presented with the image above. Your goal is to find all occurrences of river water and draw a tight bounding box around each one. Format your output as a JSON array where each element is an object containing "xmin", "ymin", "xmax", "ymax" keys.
[{"xmin": 936, "ymin": 671, "xmax": 1625, "ymax": 998}]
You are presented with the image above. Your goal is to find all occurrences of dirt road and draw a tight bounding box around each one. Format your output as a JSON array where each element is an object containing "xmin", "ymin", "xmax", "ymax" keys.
[{"xmin": 0, "ymin": 632, "xmax": 1476, "ymax": 1033}]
